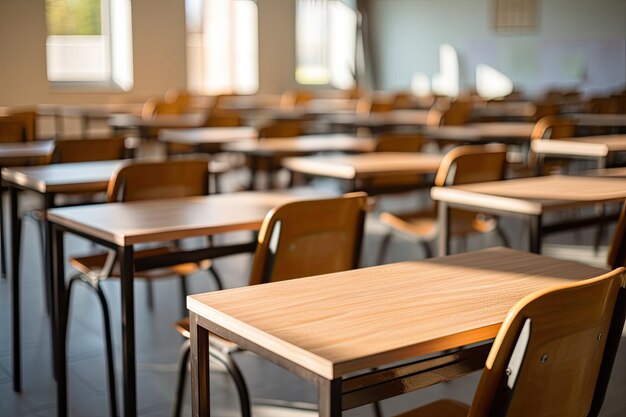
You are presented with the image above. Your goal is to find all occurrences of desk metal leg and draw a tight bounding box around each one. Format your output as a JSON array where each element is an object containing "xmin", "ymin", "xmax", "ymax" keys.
[
  {"xmin": 1, "ymin": 183, "xmax": 6, "ymax": 279},
  {"xmin": 319, "ymin": 378, "xmax": 342, "ymax": 417},
  {"xmin": 119, "ymin": 245, "xmax": 137, "ymax": 417},
  {"xmin": 52, "ymin": 224, "xmax": 68, "ymax": 417},
  {"xmin": 529, "ymin": 214, "xmax": 543, "ymax": 254},
  {"xmin": 438, "ymin": 202, "xmax": 451, "ymax": 256},
  {"xmin": 10, "ymin": 186, "xmax": 21, "ymax": 391},
  {"xmin": 191, "ymin": 312, "xmax": 211, "ymax": 417},
  {"xmin": 42, "ymin": 193, "xmax": 58, "ymax": 379}
]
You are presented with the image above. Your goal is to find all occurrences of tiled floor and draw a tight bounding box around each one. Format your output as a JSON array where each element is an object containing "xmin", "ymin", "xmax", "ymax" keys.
[{"xmin": 1, "ymin": 168, "xmax": 625, "ymax": 417}]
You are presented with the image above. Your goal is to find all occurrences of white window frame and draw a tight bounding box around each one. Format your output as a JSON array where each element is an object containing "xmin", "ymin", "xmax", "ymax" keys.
[{"xmin": 45, "ymin": 0, "xmax": 134, "ymax": 91}]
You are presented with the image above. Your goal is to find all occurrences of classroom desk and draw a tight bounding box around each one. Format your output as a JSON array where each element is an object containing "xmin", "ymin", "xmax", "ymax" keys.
[
  {"xmin": 225, "ymin": 134, "xmax": 377, "ymax": 189},
  {"xmin": 2, "ymin": 158, "xmax": 230, "ymax": 392},
  {"xmin": 282, "ymin": 152, "xmax": 442, "ymax": 191},
  {"xmin": 0, "ymin": 140, "xmax": 54, "ymax": 278},
  {"xmin": 470, "ymin": 101, "xmax": 536, "ymax": 121},
  {"xmin": 46, "ymin": 188, "xmax": 335, "ymax": 417},
  {"xmin": 571, "ymin": 113, "xmax": 626, "ymax": 127},
  {"xmin": 158, "ymin": 126, "xmax": 258, "ymax": 153},
  {"xmin": 423, "ymin": 122, "xmax": 535, "ymax": 145},
  {"xmin": 531, "ymin": 134, "xmax": 626, "ymax": 169},
  {"xmin": 109, "ymin": 114, "xmax": 208, "ymax": 138},
  {"xmin": 321, "ymin": 110, "xmax": 429, "ymax": 133},
  {"xmin": 55, "ymin": 103, "xmax": 143, "ymax": 136},
  {"xmin": 2, "ymin": 160, "xmax": 124, "ymax": 392},
  {"xmin": 431, "ymin": 175, "xmax": 626, "ymax": 256},
  {"xmin": 187, "ymin": 247, "xmax": 607, "ymax": 417}
]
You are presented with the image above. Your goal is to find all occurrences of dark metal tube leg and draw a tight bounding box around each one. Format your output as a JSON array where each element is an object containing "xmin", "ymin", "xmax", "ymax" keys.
[
  {"xmin": 209, "ymin": 350, "xmax": 251, "ymax": 417},
  {"xmin": 318, "ymin": 378, "xmax": 342, "ymax": 417},
  {"xmin": 173, "ymin": 340, "xmax": 191, "ymax": 417},
  {"xmin": 94, "ymin": 282, "xmax": 119, "ymax": 417},
  {"xmin": 377, "ymin": 232, "xmax": 392, "ymax": 265},
  {"xmin": 207, "ymin": 265, "xmax": 224, "ymax": 291},
  {"xmin": 191, "ymin": 313, "xmax": 211, "ymax": 417},
  {"xmin": 10, "ymin": 186, "xmax": 21, "ymax": 391},
  {"xmin": 528, "ymin": 214, "xmax": 543, "ymax": 254},
  {"xmin": 53, "ymin": 225, "xmax": 68, "ymax": 417},
  {"xmin": 119, "ymin": 245, "xmax": 137, "ymax": 417},
  {"xmin": 437, "ymin": 202, "xmax": 451, "ymax": 256}
]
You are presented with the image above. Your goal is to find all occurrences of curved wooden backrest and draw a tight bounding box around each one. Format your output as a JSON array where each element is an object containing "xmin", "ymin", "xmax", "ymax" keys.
[
  {"xmin": 434, "ymin": 144, "xmax": 508, "ymax": 187},
  {"xmin": 588, "ymin": 97, "xmax": 620, "ymax": 115},
  {"xmin": 248, "ymin": 192, "xmax": 368, "ymax": 286},
  {"xmin": 280, "ymin": 90, "xmax": 315, "ymax": 110},
  {"xmin": 205, "ymin": 113, "xmax": 242, "ymax": 128},
  {"xmin": 0, "ymin": 111, "xmax": 37, "ymax": 142},
  {"xmin": 468, "ymin": 267, "xmax": 626, "ymax": 417},
  {"xmin": 374, "ymin": 132, "xmax": 425, "ymax": 153},
  {"xmin": 51, "ymin": 137, "xmax": 127, "ymax": 164},
  {"xmin": 356, "ymin": 96, "xmax": 394, "ymax": 114},
  {"xmin": 608, "ymin": 200, "xmax": 626, "ymax": 269},
  {"xmin": 258, "ymin": 120, "xmax": 303, "ymax": 139},
  {"xmin": 530, "ymin": 116, "xmax": 576, "ymax": 140},
  {"xmin": 440, "ymin": 100, "xmax": 472, "ymax": 126},
  {"xmin": 106, "ymin": 158, "xmax": 210, "ymax": 202},
  {"xmin": 164, "ymin": 88, "xmax": 192, "ymax": 110}
]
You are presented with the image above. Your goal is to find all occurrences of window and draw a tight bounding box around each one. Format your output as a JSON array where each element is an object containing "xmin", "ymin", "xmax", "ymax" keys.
[
  {"xmin": 296, "ymin": 0, "xmax": 357, "ymax": 89},
  {"xmin": 185, "ymin": 0, "xmax": 258, "ymax": 95},
  {"xmin": 45, "ymin": 0, "xmax": 133, "ymax": 90}
]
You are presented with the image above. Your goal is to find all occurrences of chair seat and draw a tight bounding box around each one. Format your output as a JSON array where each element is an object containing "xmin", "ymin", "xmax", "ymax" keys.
[
  {"xmin": 393, "ymin": 399, "xmax": 470, "ymax": 417},
  {"xmin": 70, "ymin": 247, "xmax": 212, "ymax": 280},
  {"xmin": 173, "ymin": 317, "xmax": 239, "ymax": 352},
  {"xmin": 380, "ymin": 209, "xmax": 498, "ymax": 240}
]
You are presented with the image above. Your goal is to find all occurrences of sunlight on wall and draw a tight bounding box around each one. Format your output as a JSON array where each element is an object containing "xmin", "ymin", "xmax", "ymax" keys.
[
  {"xmin": 476, "ymin": 64, "xmax": 513, "ymax": 99},
  {"xmin": 431, "ymin": 44, "xmax": 459, "ymax": 97}
]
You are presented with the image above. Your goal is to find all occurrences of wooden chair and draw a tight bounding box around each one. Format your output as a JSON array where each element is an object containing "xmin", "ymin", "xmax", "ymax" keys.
[
  {"xmin": 0, "ymin": 111, "xmax": 37, "ymax": 142},
  {"xmin": 529, "ymin": 115, "xmax": 577, "ymax": 174},
  {"xmin": 378, "ymin": 144, "xmax": 508, "ymax": 262},
  {"xmin": 171, "ymin": 193, "xmax": 369, "ymax": 417},
  {"xmin": 357, "ymin": 133, "xmax": 428, "ymax": 195},
  {"xmin": 608, "ymin": 200, "xmax": 626, "ymax": 270},
  {"xmin": 392, "ymin": 266, "xmax": 626, "ymax": 417},
  {"xmin": 50, "ymin": 137, "xmax": 127, "ymax": 163},
  {"xmin": 65, "ymin": 159, "xmax": 225, "ymax": 417}
]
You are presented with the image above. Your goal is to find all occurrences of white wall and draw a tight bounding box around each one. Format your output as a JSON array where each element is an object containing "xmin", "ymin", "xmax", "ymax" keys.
[{"xmin": 367, "ymin": 0, "xmax": 626, "ymax": 96}]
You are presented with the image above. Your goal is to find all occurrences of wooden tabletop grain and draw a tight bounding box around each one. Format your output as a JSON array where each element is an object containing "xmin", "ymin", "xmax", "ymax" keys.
[
  {"xmin": 188, "ymin": 247, "xmax": 608, "ymax": 379},
  {"xmin": 282, "ymin": 152, "xmax": 442, "ymax": 180},
  {"xmin": 431, "ymin": 175, "xmax": 626, "ymax": 215},
  {"xmin": 47, "ymin": 188, "xmax": 336, "ymax": 246},
  {"xmin": 424, "ymin": 122, "xmax": 535, "ymax": 142},
  {"xmin": 531, "ymin": 135, "xmax": 626, "ymax": 157},
  {"xmin": 223, "ymin": 134, "xmax": 376, "ymax": 156}
]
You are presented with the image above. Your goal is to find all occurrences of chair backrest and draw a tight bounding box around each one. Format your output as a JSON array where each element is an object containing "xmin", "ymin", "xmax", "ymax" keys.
[
  {"xmin": 467, "ymin": 267, "xmax": 626, "ymax": 417},
  {"xmin": 258, "ymin": 120, "xmax": 303, "ymax": 139},
  {"xmin": 374, "ymin": 132, "xmax": 425, "ymax": 153},
  {"xmin": 440, "ymin": 100, "xmax": 472, "ymax": 126},
  {"xmin": 248, "ymin": 193, "xmax": 368, "ymax": 286},
  {"xmin": 106, "ymin": 158, "xmax": 210, "ymax": 202},
  {"xmin": 434, "ymin": 144, "xmax": 508, "ymax": 187},
  {"xmin": 51, "ymin": 137, "xmax": 127, "ymax": 164},
  {"xmin": 608, "ymin": 200, "xmax": 626, "ymax": 270},
  {"xmin": 530, "ymin": 116, "xmax": 576, "ymax": 140},
  {"xmin": 0, "ymin": 110, "xmax": 38, "ymax": 142},
  {"xmin": 205, "ymin": 113, "xmax": 242, "ymax": 128}
]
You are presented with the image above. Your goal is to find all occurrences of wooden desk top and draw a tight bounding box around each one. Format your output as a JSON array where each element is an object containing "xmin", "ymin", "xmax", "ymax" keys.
[
  {"xmin": 188, "ymin": 247, "xmax": 608, "ymax": 379},
  {"xmin": 2, "ymin": 160, "xmax": 125, "ymax": 194},
  {"xmin": 531, "ymin": 135, "xmax": 626, "ymax": 157},
  {"xmin": 223, "ymin": 134, "xmax": 376, "ymax": 156},
  {"xmin": 571, "ymin": 113, "xmax": 626, "ymax": 127},
  {"xmin": 47, "ymin": 188, "xmax": 335, "ymax": 246},
  {"xmin": 424, "ymin": 122, "xmax": 535, "ymax": 142},
  {"xmin": 109, "ymin": 113, "xmax": 207, "ymax": 129},
  {"xmin": 282, "ymin": 152, "xmax": 442, "ymax": 180},
  {"xmin": 158, "ymin": 127, "xmax": 258, "ymax": 145},
  {"xmin": 431, "ymin": 175, "xmax": 626, "ymax": 215},
  {"xmin": 323, "ymin": 110, "xmax": 429, "ymax": 127},
  {"xmin": 0, "ymin": 141, "xmax": 54, "ymax": 166}
]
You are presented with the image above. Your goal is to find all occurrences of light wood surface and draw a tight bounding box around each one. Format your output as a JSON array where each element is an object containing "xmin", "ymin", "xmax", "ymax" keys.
[
  {"xmin": 431, "ymin": 175, "xmax": 626, "ymax": 215},
  {"xmin": 531, "ymin": 135, "xmax": 626, "ymax": 158},
  {"xmin": 323, "ymin": 110, "xmax": 429, "ymax": 128},
  {"xmin": 187, "ymin": 247, "xmax": 607, "ymax": 380},
  {"xmin": 158, "ymin": 127, "xmax": 258, "ymax": 145},
  {"xmin": 0, "ymin": 140, "xmax": 54, "ymax": 166},
  {"xmin": 572, "ymin": 113, "xmax": 626, "ymax": 127},
  {"xmin": 47, "ymin": 188, "xmax": 336, "ymax": 246},
  {"xmin": 424, "ymin": 122, "xmax": 535, "ymax": 143},
  {"xmin": 2, "ymin": 160, "xmax": 124, "ymax": 193},
  {"xmin": 282, "ymin": 152, "xmax": 442, "ymax": 180},
  {"xmin": 224, "ymin": 134, "xmax": 376, "ymax": 156},
  {"xmin": 109, "ymin": 113, "xmax": 207, "ymax": 129}
]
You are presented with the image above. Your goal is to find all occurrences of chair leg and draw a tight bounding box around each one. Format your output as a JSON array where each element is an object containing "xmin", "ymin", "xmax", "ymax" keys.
[
  {"xmin": 146, "ymin": 280, "xmax": 155, "ymax": 311},
  {"xmin": 34, "ymin": 216, "xmax": 52, "ymax": 316},
  {"xmin": 172, "ymin": 339, "xmax": 191, "ymax": 417},
  {"xmin": 207, "ymin": 265, "xmax": 224, "ymax": 291},
  {"xmin": 372, "ymin": 401, "xmax": 383, "ymax": 417},
  {"xmin": 494, "ymin": 224, "xmax": 510, "ymax": 248},
  {"xmin": 179, "ymin": 275, "xmax": 189, "ymax": 318},
  {"xmin": 377, "ymin": 232, "xmax": 393, "ymax": 265},
  {"xmin": 93, "ymin": 282, "xmax": 119, "ymax": 417},
  {"xmin": 209, "ymin": 349, "xmax": 252, "ymax": 417},
  {"xmin": 419, "ymin": 240, "xmax": 433, "ymax": 258}
]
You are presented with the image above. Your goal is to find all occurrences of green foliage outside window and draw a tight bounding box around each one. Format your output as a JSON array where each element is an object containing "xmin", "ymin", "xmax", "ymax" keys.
[{"xmin": 46, "ymin": 0, "xmax": 102, "ymax": 36}]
